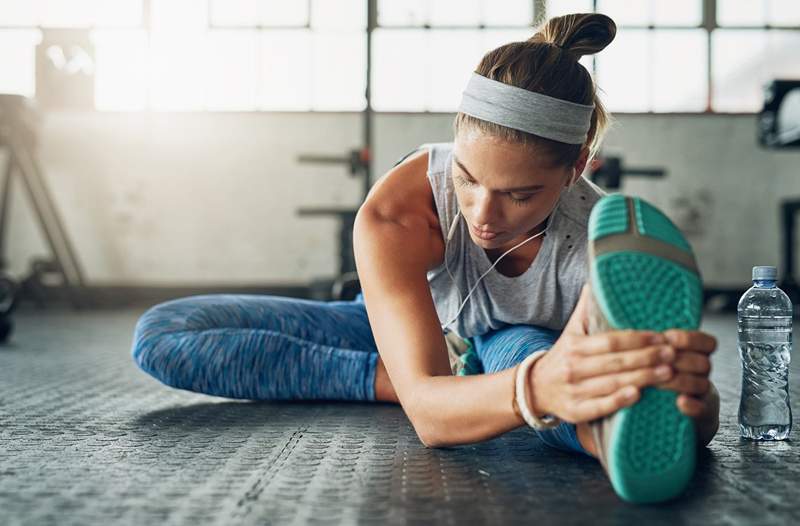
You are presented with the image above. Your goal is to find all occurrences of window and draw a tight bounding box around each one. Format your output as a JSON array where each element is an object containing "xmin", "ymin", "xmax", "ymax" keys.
[
  {"xmin": 0, "ymin": 29, "xmax": 40, "ymax": 97},
  {"xmin": 372, "ymin": 0, "xmax": 539, "ymax": 111},
  {"xmin": 712, "ymin": 30, "xmax": 800, "ymax": 112},
  {"xmin": 591, "ymin": 0, "xmax": 707, "ymax": 113},
  {"xmin": 595, "ymin": 29, "xmax": 708, "ymax": 112},
  {"xmin": 0, "ymin": 0, "xmax": 795, "ymax": 113},
  {"xmin": 711, "ymin": 0, "xmax": 800, "ymax": 112},
  {"xmin": 371, "ymin": 0, "xmax": 711, "ymax": 113}
]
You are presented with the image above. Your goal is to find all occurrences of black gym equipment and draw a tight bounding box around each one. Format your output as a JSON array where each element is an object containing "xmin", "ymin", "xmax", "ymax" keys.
[
  {"xmin": 0, "ymin": 95, "xmax": 86, "ymax": 343},
  {"xmin": 587, "ymin": 154, "xmax": 665, "ymax": 190},
  {"xmin": 296, "ymin": 148, "xmax": 369, "ymax": 302},
  {"xmin": 759, "ymin": 79, "xmax": 800, "ymax": 149}
]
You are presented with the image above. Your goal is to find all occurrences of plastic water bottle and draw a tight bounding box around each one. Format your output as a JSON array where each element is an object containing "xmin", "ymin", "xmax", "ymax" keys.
[{"xmin": 737, "ymin": 266, "xmax": 793, "ymax": 440}]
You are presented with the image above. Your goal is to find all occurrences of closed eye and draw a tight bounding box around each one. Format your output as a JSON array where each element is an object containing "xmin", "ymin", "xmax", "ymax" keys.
[
  {"xmin": 454, "ymin": 174, "xmax": 476, "ymax": 187},
  {"xmin": 508, "ymin": 192, "xmax": 538, "ymax": 205}
]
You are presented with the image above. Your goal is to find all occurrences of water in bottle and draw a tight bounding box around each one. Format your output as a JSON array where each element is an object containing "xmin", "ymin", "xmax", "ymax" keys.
[{"xmin": 738, "ymin": 265, "xmax": 793, "ymax": 440}]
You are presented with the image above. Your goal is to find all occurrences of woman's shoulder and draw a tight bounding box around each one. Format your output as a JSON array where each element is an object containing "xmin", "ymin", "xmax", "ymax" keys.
[
  {"xmin": 391, "ymin": 142, "xmax": 453, "ymax": 173},
  {"xmin": 363, "ymin": 146, "xmax": 443, "ymax": 233},
  {"xmin": 556, "ymin": 175, "xmax": 607, "ymax": 232}
]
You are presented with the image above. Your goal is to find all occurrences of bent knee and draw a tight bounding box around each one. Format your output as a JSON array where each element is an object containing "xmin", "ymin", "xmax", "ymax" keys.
[{"xmin": 130, "ymin": 298, "xmax": 198, "ymax": 377}]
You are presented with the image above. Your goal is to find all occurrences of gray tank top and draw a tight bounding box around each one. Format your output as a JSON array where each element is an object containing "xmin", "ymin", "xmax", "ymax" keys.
[{"xmin": 419, "ymin": 142, "xmax": 607, "ymax": 338}]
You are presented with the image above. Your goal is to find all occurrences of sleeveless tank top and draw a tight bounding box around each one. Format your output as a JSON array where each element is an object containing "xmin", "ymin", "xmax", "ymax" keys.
[{"xmin": 403, "ymin": 142, "xmax": 607, "ymax": 338}]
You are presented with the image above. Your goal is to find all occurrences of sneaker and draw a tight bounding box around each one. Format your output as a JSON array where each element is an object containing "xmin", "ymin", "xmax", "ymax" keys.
[{"xmin": 585, "ymin": 193, "xmax": 703, "ymax": 504}]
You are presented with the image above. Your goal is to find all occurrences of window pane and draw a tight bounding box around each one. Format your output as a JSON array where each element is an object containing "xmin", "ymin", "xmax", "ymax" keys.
[
  {"xmin": 482, "ymin": 0, "xmax": 534, "ymax": 26},
  {"xmin": 652, "ymin": 0, "xmax": 702, "ymax": 26},
  {"xmin": 596, "ymin": 29, "xmax": 649, "ymax": 111},
  {"xmin": 377, "ymin": 0, "xmax": 427, "ymax": 26},
  {"xmin": 717, "ymin": 0, "xmax": 767, "ymax": 26},
  {"xmin": 768, "ymin": 0, "xmax": 800, "ymax": 26},
  {"xmin": 430, "ymin": 0, "xmax": 481, "ymax": 27},
  {"xmin": 210, "ymin": 0, "xmax": 309, "ymax": 27},
  {"xmin": 597, "ymin": 0, "xmax": 649, "ymax": 26},
  {"xmin": 206, "ymin": 30, "xmax": 257, "ymax": 110},
  {"xmin": 546, "ymin": 0, "xmax": 594, "ymax": 18},
  {"xmin": 95, "ymin": 0, "xmax": 142, "ymax": 26},
  {"xmin": 0, "ymin": 29, "xmax": 40, "ymax": 97},
  {"xmin": 311, "ymin": 32, "xmax": 366, "ymax": 110},
  {"xmin": 92, "ymin": 30, "xmax": 147, "ymax": 110},
  {"xmin": 259, "ymin": 30, "xmax": 312, "ymax": 110},
  {"xmin": 0, "ymin": 0, "xmax": 39, "ymax": 26},
  {"xmin": 428, "ymin": 30, "xmax": 485, "ymax": 111},
  {"xmin": 259, "ymin": 0, "xmax": 308, "ymax": 26},
  {"xmin": 0, "ymin": 0, "xmax": 141, "ymax": 27},
  {"xmin": 379, "ymin": 0, "xmax": 533, "ymax": 27},
  {"xmin": 652, "ymin": 30, "xmax": 706, "ymax": 111},
  {"xmin": 312, "ymin": 0, "xmax": 365, "ymax": 30},
  {"xmin": 481, "ymin": 29, "xmax": 536, "ymax": 51},
  {"xmin": 151, "ymin": 0, "xmax": 208, "ymax": 31},
  {"xmin": 39, "ymin": 0, "xmax": 97, "ymax": 27},
  {"xmin": 209, "ymin": 0, "xmax": 257, "ymax": 27},
  {"xmin": 712, "ymin": 30, "xmax": 800, "ymax": 112},
  {"xmin": 371, "ymin": 29, "xmax": 427, "ymax": 110},
  {"xmin": 149, "ymin": 32, "xmax": 207, "ymax": 110}
]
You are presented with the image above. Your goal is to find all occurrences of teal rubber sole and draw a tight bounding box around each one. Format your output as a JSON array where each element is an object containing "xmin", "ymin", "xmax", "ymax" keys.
[{"xmin": 588, "ymin": 194, "xmax": 702, "ymax": 504}]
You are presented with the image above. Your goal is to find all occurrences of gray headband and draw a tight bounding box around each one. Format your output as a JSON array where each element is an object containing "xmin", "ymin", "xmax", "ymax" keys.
[{"xmin": 458, "ymin": 72, "xmax": 595, "ymax": 145}]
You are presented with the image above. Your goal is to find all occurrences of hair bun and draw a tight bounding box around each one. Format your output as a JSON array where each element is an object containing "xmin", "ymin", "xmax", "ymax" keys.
[{"xmin": 530, "ymin": 13, "xmax": 616, "ymax": 59}]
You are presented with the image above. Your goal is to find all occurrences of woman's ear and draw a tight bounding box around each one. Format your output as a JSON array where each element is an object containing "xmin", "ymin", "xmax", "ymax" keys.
[{"xmin": 571, "ymin": 147, "xmax": 591, "ymax": 184}]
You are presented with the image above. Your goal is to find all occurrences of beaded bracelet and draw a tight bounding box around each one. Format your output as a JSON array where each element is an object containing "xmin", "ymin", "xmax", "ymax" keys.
[{"xmin": 513, "ymin": 351, "xmax": 562, "ymax": 430}]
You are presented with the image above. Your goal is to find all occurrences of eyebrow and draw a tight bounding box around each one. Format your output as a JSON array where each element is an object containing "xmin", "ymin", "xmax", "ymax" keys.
[{"xmin": 453, "ymin": 155, "xmax": 546, "ymax": 192}]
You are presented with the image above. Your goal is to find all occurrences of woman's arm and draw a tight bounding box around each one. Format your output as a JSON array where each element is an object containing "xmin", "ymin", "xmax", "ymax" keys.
[
  {"xmin": 354, "ymin": 150, "xmax": 536, "ymax": 446},
  {"xmin": 354, "ymin": 201, "xmax": 527, "ymax": 447}
]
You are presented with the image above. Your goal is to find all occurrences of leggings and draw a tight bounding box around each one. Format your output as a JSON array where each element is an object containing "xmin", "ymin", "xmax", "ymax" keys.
[{"xmin": 131, "ymin": 292, "xmax": 590, "ymax": 456}]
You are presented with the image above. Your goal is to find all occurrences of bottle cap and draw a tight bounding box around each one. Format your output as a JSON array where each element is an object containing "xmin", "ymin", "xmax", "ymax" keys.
[{"xmin": 752, "ymin": 266, "xmax": 777, "ymax": 280}]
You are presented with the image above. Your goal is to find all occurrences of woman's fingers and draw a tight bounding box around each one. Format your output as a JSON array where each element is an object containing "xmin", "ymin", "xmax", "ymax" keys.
[
  {"xmin": 569, "ymin": 344, "xmax": 675, "ymax": 381},
  {"xmin": 676, "ymin": 394, "xmax": 707, "ymax": 417},
  {"xmin": 672, "ymin": 350, "xmax": 711, "ymax": 375},
  {"xmin": 575, "ymin": 330, "xmax": 666, "ymax": 356},
  {"xmin": 572, "ymin": 363, "xmax": 674, "ymax": 398},
  {"xmin": 569, "ymin": 386, "xmax": 640, "ymax": 422},
  {"xmin": 663, "ymin": 329, "xmax": 717, "ymax": 354},
  {"xmin": 655, "ymin": 371, "xmax": 710, "ymax": 396}
]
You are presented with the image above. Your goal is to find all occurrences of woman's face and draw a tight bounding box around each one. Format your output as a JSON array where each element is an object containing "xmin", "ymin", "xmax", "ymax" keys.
[{"xmin": 452, "ymin": 129, "xmax": 575, "ymax": 253}]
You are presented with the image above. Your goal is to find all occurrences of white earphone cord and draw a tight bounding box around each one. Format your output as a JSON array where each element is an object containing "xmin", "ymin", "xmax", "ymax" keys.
[{"xmin": 441, "ymin": 194, "xmax": 566, "ymax": 332}]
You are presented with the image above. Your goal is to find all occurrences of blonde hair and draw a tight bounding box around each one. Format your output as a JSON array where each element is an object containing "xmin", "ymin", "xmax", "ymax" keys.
[{"xmin": 454, "ymin": 13, "xmax": 617, "ymax": 168}]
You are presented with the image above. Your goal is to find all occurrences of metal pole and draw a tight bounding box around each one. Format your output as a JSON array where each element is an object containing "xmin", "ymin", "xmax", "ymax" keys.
[
  {"xmin": 0, "ymin": 152, "xmax": 14, "ymax": 270},
  {"xmin": 363, "ymin": 0, "xmax": 377, "ymax": 200}
]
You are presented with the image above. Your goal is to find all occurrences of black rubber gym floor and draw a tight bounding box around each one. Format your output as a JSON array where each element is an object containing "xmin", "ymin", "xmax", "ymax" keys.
[{"xmin": 1, "ymin": 307, "xmax": 797, "ymax": 525}]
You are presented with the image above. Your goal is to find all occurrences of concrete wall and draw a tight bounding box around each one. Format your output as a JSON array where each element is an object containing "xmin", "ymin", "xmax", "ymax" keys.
[{"xmin": 8, "ymin": 110, "xmax": 800, "ymax": 289}]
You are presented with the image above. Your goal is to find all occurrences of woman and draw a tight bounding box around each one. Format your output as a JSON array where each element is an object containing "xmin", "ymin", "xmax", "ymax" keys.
[{"xmin": 132, "ymin": 13, "xmax": 720, "ymax": 504}]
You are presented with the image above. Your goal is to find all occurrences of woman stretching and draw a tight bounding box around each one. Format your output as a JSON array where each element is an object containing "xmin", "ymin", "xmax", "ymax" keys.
[{"xmin": 132, "ymin": 13, "xmax": 720, "ymax": 504}]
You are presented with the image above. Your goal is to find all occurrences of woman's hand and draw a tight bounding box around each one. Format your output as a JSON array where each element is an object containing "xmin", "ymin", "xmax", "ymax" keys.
[
  {"xmin": 527, "ymin": 284, "xmax": 682, "ymax": 424},
  {"xmin": 525, "ymin": 283, "xmax": 720, "ymax": 443},
  {"xmin": 657, "ymin": 329, "xmax": 720, "ymax": 445},
  {"xmin": 656, "ymin": 329, "xmax": 717, "ymax": 417}
]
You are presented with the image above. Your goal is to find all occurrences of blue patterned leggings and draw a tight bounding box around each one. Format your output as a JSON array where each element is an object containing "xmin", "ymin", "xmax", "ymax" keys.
[{"xmin": 131, "ymin": 292, "xmax": 589, "ymax": 456}]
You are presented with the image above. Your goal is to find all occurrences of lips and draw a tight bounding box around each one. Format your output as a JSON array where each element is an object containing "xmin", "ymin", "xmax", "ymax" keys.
[{"xmin": 471, "ymin": 225, "xmax": 501, "ymax": 240}]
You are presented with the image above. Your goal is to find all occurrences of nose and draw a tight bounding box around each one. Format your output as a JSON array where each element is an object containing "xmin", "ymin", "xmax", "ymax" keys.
[{"xmin": 471, "ymin": 188, "xmax": 498, "ymax": 228}]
